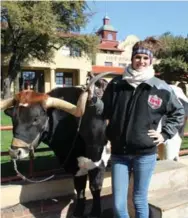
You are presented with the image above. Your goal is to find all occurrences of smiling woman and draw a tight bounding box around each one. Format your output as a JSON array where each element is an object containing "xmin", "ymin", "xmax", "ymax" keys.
[{"xmin": 88, "ymin": 36, "xmax": 185, "ymax": 218}]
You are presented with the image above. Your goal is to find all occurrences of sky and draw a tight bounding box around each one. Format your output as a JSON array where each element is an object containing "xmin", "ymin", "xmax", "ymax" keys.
[{"xmin": 81, "ymin": 1, "xmax": 188, "ymax": 41}]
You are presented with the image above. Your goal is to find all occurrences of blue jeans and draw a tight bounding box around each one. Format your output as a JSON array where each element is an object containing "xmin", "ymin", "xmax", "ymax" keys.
[{"xmin": 111, "ymin": 154, "xmax": 157, "ymax": 218}]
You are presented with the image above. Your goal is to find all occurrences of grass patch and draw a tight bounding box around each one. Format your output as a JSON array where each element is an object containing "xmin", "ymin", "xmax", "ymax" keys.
[
  {"xmin": 184, "ymin": 121, "xmax": 188, "ymax": 132},
  {"xmin": 1, "ymin": 111, "xmax": 11, "ymax": 126},
  {"xmin": 1, "ymin": 130, "xmax": 12, "ymax": 152},
  {"xmin": 181, "ymin": 137, "xmax": 188, "ymax": 149}
]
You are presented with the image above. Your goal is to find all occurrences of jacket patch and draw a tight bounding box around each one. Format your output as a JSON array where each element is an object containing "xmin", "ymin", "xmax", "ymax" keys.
[{"xmin": 148, "ymin": 95, "xmax": 163, "ymax": 109}]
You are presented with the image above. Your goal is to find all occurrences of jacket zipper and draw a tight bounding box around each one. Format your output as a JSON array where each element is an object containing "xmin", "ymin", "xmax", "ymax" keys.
[{"xmin": 124, "ymin": 86, "xmax": 142, "ymax": 146}]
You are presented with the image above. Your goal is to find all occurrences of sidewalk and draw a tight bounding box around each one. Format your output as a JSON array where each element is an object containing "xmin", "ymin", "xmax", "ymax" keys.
[
  {"xmin": 1, "ymin": 189, "xmax": 114, "ymax": 218},
  {"xmin": 179, "ymin": 155, "xmax": 188, "ymax": 166},
  {"xmin": 2, "ymin": 156, "xmax": 188, "ymax": 218}
]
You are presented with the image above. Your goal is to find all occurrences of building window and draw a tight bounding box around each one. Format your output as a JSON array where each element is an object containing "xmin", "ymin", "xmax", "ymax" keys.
[
  {"xmin": 19, "ymin": 70, "xmax": 44, "ymax": 92},
  {"xmin": 70, "ymin": 47, "xmax": 81, "ymax": 57},
  {"xmin": 62, "ymin": 46, "xmax": 81, "ymax": 57},
  {"xmin": 55, "ymin": 72, "xmax": 64, "ymax": 86},
  {"xmin": 55, "ymin": 72, "xmax": 73, "ymax": 87},
  {"xmin": 21, "ymin": 71, "xmax": 36, "ymax": 90},
  {"xmin": 104, "ymin": 62, "xmax": 112, "ymax": 66},
  {"xmin": 62, "ymin": 46, "xmax": 70, "ymax": 56},
  {"xmin": 107, "ymin": 33, "xmax": 113, "ymax": 40},
  {"xmin": 119, "ymin": 63, "xmax": 126, "ymax": 68},
  {"xmin": 64, "ymin": 77, "xmax": 73, "ymax": 87},
  {"xmin": 22, "ymin": 71, "xmax": 35, "ymax": 80}
]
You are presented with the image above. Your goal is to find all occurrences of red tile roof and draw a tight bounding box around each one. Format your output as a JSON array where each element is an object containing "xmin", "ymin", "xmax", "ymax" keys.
[
  {"xmin": 98, "ymin": 41, "xmax": 124, "ymax": 52},
  {"xmin": 92, "ymin": 66, "xmax": 124, "ymax": 75},
  {"xmin": 99, "ymin": 47, "xmax": 124, "ymax": 52},
  {"xmin": 100, "ymin": 40, "xmax": 118, "ymax": 46}
]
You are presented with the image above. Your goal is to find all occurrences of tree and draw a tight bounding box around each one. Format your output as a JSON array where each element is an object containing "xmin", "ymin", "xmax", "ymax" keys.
[
  {"xmin": 154, "ymin": 33, "xmax": 188, "ymax": 83},
  {"xmin": 1, "ymin": 1, "xmax": 99, "ymax": 98}
]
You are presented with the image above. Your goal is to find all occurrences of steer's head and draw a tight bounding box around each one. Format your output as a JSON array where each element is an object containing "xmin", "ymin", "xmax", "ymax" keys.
[
  {"xmin": 1, "ymin": 89, "xmax": 89, "ymax": 160},
  {"xmin": 1, "ymin": 72, "xmax": 113, "ymax": 160},
  {"xmin": 5, "ymin": 91, "xmax": 48, "ymax": 159}
]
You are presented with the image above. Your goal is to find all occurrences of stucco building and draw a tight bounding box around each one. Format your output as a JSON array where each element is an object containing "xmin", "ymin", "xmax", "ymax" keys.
[
  {"xmin": 1, "ymin": 46, "xmax": 92, "ymax": 94},
  {"xmin": 1, "ymin": 16, "xmax": 150, "ymax": 93}
]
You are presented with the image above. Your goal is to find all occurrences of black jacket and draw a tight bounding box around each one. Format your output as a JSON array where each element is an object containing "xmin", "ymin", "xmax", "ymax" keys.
[
  {"xmin": 94, "ymin": 76, "xmax": 185, "ymax": 155},
  {"xmin": 177, "ymin": 99, "xmax": 188, "ymax": 137}
]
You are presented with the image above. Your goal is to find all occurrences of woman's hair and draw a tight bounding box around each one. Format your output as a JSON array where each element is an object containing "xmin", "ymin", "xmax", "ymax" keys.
[{"xmin": 132, "ymin": 37, "xmax": 162, "ymax": 54}]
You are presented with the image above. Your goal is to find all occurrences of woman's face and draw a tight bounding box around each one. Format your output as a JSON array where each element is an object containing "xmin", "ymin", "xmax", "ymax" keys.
[{"xmin": 132, "ymin": 54, "xmax": 151, "ymax": 72}]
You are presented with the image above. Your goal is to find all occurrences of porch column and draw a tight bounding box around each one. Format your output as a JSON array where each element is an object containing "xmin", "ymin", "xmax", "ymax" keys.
[
  {"xmin": 79, "ymin": 69, "xmax": 88, "ymax": 85},
  {"xmin": 50, "ymin": 68, "xmax": 55, "ymax": 90}
]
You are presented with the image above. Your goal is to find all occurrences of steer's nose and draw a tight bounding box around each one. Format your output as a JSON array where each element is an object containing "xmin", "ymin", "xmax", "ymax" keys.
[
  {"xmin": 9, "ymin": 147, "xmax": 20, "ymax": 159},
  {"xmin": 9, "ymin": 147, "xmax": 29, "ymax": 159}
]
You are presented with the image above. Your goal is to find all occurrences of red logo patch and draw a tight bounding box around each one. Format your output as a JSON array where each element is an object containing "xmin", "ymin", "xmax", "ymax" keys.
[{"xmin": 148, "ymin": 95, "xmax": 162, "ymax": 109}]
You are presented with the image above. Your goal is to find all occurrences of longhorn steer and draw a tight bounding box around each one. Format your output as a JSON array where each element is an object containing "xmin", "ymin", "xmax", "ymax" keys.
[{"xmin": 1, "ymin": 74, "xmax": 111, "ymax": 218}]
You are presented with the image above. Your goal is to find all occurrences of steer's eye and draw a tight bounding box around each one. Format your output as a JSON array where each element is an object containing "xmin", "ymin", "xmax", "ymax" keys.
[{"xmin": 33, "ymin": 117, "xmax": 40, "ymax": 125}]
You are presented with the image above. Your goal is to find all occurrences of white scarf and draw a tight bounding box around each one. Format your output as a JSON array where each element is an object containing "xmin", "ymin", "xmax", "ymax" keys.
[{"xmin": 122, "ymin": 64, "xmax": 155, "ymax": 88}]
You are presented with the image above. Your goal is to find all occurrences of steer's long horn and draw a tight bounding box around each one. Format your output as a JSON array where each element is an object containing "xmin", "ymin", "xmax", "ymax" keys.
[
  {"xmin": 86, "ymin": 71, "xmax": 114, "ymax": 90},
  {"xmin": 45, "ymin": 92, "xmax": 89, "ymax": 117},
  {"xmin": 0, "ymin": 97, "xmax": 14, "ymax": 110},
  {"xmin": 45, "ymin": 71, "xmax": 114, "ymax": 117}
]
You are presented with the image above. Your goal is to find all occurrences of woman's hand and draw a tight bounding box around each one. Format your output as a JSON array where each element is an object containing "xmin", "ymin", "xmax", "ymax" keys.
[{"xmin": 148, "ymin": 129, "xmax": 165, "ymax": 145}]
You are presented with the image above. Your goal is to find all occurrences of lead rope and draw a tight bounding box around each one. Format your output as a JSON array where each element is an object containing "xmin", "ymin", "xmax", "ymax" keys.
[
  {"xmin": 12, "ymin": 117, "xmax": 83, "ymax": 183},
  {"xmin": 13, "ymin": 159, "xmax": 54, "ymax": 183}
]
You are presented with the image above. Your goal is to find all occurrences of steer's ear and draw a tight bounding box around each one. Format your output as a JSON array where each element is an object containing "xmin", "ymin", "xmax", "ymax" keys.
[{"xmin": 4, "ymin": 107, "xmax": 14, "ymax": 117}]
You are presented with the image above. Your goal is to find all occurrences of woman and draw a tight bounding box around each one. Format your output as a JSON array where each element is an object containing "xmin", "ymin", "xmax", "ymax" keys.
[{"xmin": 88, "ymin": 37, "xmax": 185, "ymax": 218}]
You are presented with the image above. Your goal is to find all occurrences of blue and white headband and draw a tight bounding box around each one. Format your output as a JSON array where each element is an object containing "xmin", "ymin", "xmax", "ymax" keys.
[{"xmin": 132, "ymin": 47, "xmax": 153, "ymax": 58}]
